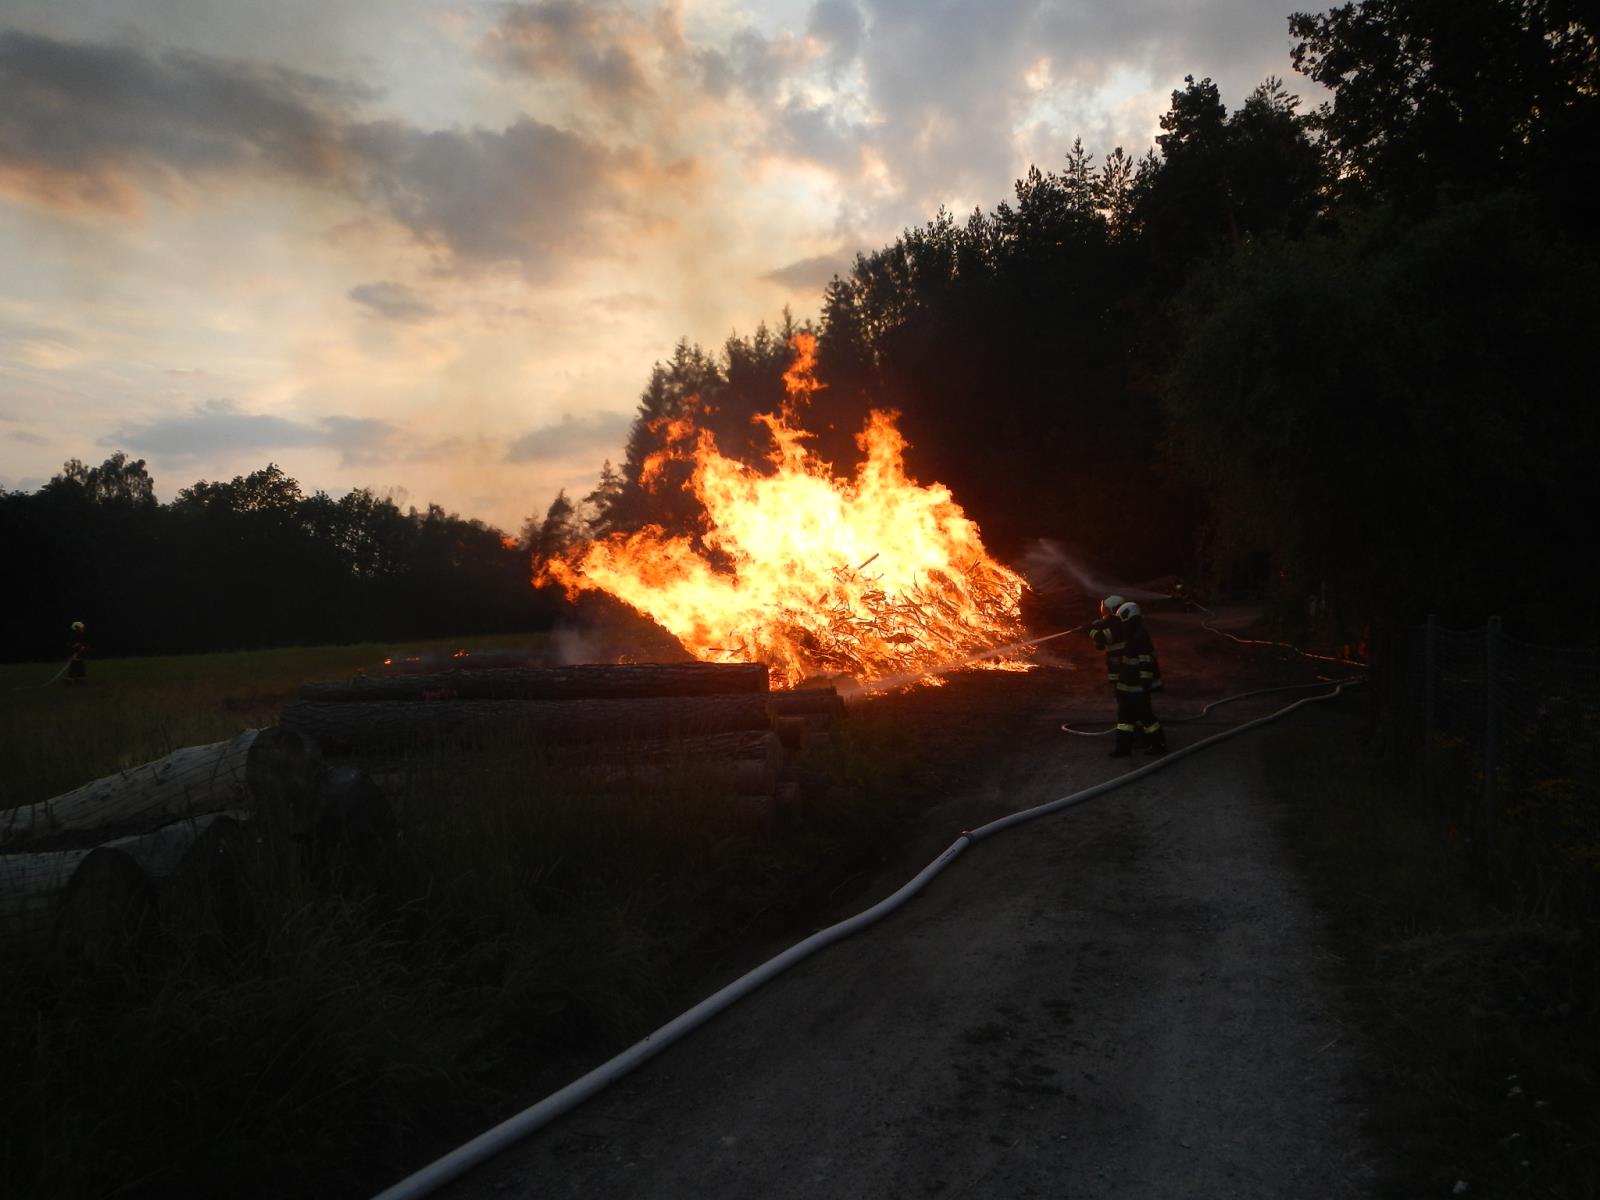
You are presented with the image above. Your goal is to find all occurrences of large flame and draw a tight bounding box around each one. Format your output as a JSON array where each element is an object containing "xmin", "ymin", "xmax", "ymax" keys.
[{"xmin": 543, "ymin": 335, "xmax": 1027, "ymax": 687}]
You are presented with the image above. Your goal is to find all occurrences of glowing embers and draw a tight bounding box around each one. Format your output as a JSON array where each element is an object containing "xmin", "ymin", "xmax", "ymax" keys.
[{"xmin": 541, "ymin": 335, "xmax": 1027, "ymax": 688}]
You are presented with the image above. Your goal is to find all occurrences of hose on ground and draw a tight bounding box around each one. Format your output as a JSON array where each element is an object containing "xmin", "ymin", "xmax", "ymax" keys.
[
  {"xmin": 1061, "ymin": 604, "xmax": 1367, "ymax": 736},
  {"xmin": 1060, "ymin": 677, "xmax": 1362, "ymax": 736},
  {"xmin": 369, "ymin": 675, "xmax": 1365, "ymax": 1200},
  {"xmin": 9, "ymin": 660, "xmax": 73, "ymax": 691}
]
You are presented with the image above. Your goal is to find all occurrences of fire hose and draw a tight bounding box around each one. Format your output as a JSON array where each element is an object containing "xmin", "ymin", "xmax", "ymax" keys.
[
  {"xmin": 1061, "ymin": 603, "xmax": 1367, "ymax": 736},
  {"xmin": 369, "ymin": 670, "xmax": 1365, "ymax": 1200},
  {"xmin": 9, "ymin": 659, "xmax": 74, "ymax": 691}
]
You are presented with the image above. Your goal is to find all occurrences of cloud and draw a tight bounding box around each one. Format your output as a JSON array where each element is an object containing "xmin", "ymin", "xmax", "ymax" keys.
[
  {"xmin": 482, "ymin": 1, "xmax": 652, "ymax": 109},
  {"xmin": 0, "ymin": 29, "xmax": 357, "ymax": 214},
  {"xmin": 344, "ymin": 116, "xmax": 620, "ymax": 274},
  {"xmin": 505, "ymin": 411, "xmax": 632, "ymax": 463},
  {"xmin": 6, "ymin": 429, "xmax": 48, "ymax": 446},
  {"xmin": 348, "ymin": 280, "xmax": 438, "ymax": 322},
  {"xmin": 763, "ymin": 251, "xmax": 853, "ymax": 291},
  {"xmin": 808, "ymin": 0, "xmax": 865, "ymax": 75},
  {"xmin": 0, "ymin": 31, "xmax": 654, "ymax": 278},
  {"xmin": 318, "ymin": 415, "xmax": 407, "ymax": 466},
  {"xmin": 105, "ymin": 398, "xmax": 403, "ymax": 466}
]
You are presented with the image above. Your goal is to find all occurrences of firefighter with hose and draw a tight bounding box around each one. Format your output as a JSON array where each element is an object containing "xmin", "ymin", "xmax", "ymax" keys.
[
  {"xmin": 1088, "ymin": 597, "xmax": 1166, "ymax": 757},
  {"xmin": 66, "ymin": 620, "xmax": 89, "ymax": 686}
]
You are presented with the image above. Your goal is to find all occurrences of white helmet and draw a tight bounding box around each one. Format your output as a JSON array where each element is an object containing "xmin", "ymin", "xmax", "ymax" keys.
[
  {"xmin": 1100, "ymin": 594, "xmax": 1125, "ymax": 618},
  {"xmin": 70, "ymin": 620, "xmax": 85, "ymax": 633},
  {"xmin": 1116, "ymin": 601, "xmax": 1141, "ymax": 620}
]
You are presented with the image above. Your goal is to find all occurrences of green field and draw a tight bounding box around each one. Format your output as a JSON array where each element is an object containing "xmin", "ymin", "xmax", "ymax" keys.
[{"xmin": 0, "ymin": 634, "xmax": 549, "ymax": 809}]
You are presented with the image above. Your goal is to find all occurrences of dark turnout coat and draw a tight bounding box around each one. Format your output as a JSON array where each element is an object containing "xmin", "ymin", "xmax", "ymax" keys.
[
  {"xmin": 1116, "ymin": 616, "xmax": 1162, "ymax": 693},
  {"xmin": 1088, "ymin": 617, "xmax": 1127, "ymax": 688}
]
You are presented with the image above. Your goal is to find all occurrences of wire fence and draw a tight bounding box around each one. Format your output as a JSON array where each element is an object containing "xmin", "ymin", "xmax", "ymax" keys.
[{"xmin": 1385, "ymin": 615, "xmax": 1600, "ymax": 917}]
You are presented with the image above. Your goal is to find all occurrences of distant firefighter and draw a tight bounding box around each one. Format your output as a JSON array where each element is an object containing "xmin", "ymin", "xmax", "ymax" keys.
[
  {"xmin": 66, "ymin": 620, "xmax": 89, "ymax": 686},
  {"xmin": 1088, "ymin": 597, "xmax": 1166, "ymax": 757},
  {"xmin": 1115, "ymin": 601, "xmax": 1165, "ymax": 755},
  {"xmin": 1088, "ymin": 595, "xmax": 1130, "ymax": 756}
]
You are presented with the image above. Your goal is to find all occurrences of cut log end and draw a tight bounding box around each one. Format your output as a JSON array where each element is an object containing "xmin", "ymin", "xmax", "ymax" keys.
[{"xmin": 53, "ymin": 846, "xmax": 153, "ymax": 960}]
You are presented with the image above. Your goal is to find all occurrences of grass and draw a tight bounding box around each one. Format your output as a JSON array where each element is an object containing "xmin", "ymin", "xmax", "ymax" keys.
[
  {"xmin": 1265, "ymin": 703, "xmax": 1599, "ymax": 1199},
  {"xmin": 1, "ymin": 641, "xmax": 917, "ymax": 1200},
  {"xmin": 0, "ymin": 633, "xmax": 550, "ymax": 809}
]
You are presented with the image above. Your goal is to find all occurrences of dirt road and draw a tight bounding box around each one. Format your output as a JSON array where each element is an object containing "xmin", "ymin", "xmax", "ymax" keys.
[{"xmin": 448, "ymin": 614, "xmax": 1379, "ymax": 1199}]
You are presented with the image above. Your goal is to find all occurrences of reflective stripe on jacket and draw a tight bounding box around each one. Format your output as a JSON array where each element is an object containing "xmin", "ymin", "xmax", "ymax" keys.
[
  {"xmin": 1117, "ymin": 616, "xmax": 1163, "ymax": 693},
  {"xmin": 1088, "ymin": 617, "xmax": 1127, "ymax": 685}
]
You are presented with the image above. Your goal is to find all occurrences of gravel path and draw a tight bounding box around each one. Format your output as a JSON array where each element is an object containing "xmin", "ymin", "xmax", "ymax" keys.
[{"xmin": 447, "ymin": 640, "xmax": 1380, "ymax": 1200}]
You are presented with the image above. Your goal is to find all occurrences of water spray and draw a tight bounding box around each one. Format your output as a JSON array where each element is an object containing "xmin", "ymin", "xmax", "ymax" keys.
[
  {"xmin": 1017, "ymin": 539, "xmax": 1171, "ymax": 603},
  {"xmin": 836, "ymin": 626, "xmax": 1082, "ymax": 698}
]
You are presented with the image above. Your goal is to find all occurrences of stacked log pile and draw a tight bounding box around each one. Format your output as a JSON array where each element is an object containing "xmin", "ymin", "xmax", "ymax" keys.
[
  {"xmin": 0, "ymin": 728, "xmax": 390, "ymax": 947},
  {"xmin": 1, "ymin": 661, "xmax": 847, "ymax": 947},
  {"xmin": 281, "ymin": 660, "xmax": 845, "ymax": 831}
]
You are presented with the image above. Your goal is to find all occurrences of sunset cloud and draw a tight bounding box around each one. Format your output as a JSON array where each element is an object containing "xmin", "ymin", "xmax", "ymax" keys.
[
  {"xmin": 483, "ymin": 1, "xmax": 654, "ymax": 109},
  {"xmin": 506, "ymin": 411, "xmax": 634, "ymax": 464},
  {"xmin": 0, "ymin": 0, "xmax": 1314, "ymax": 530},
  {"xmin": 0, "ymin": 31, "xmax": 669, "ymax": 278},
  {"xmin": 763, "ymin": 251, "xmax": 855, "ymax": 292},
  {"xmin": 106, "ymin": 399, "xmax": 404, "ymax": 467},
  {"xmin": 0, "ymin": 29, "xmax": 356, "ymax": 214},
  {"xmin": 346, "ymin": 281, "xmax": 438, "ymax": 322}
]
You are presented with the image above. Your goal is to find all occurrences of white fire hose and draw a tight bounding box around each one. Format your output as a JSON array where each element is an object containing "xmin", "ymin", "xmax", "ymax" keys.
[
  {"xmin": 9, "ymin": 659, "xmax": 74, "ymax": 691},
  {"xmin": 370, "ymin": 662, "xmax": 1366, "ymax": 1200}
]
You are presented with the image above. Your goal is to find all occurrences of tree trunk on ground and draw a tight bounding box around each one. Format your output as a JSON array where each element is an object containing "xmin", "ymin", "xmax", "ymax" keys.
[
  {"xmin": 766, "ymin": 688, "xmax": 845, "ymax": 719},
  {"xmin": 280, "ymin": 694, "xmax": 773, "ymax": 755},
  {"xmin": 0, "ymin": 811, "xmax": 249, "ymax": 943},
  {"xmin": 312, "ymin": 765, "xmax": 397, "ymax": 859},
  {"xmin": 564, "ymin": 730, "xmax": 783, "ymax": 798},
  {"xmin": 554, "ymin": 729, "xmax": 780, "ymax": 767},
  {"xmin": 299, "ymin": 662, "xmax": 769, "ymax": 703},
  {"xmin": 0, "ymin": 728, "xmax": 321, "ymax": 850}
]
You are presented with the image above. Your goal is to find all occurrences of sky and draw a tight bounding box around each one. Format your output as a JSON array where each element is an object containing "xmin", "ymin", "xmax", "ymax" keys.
[{"xmin": 0, "ymin": 0, "xmax": 1314, "ymax": 533}]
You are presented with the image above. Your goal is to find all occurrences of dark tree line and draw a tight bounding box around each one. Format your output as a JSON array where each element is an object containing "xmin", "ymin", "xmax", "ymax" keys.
[
  {"xmin": 562, "ymin": 0, "xmax": 1598, "ymax": 641},
  {"xmin": 1, "ymin": 455, "xmax": 558, "ymax": 662}
]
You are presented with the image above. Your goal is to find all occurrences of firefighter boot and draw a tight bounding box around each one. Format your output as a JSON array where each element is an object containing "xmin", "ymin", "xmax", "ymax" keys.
[
  {"xmin": 1143, "ymin": 727, "xmax": 1168, "ymax": 756},
  {"xmin": 1109, "ymin": 729, "xmax": 1134, "ymax": 758}
]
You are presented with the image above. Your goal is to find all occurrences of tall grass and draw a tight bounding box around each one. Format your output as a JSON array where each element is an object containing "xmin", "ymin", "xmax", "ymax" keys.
[
  {"xmin": 1266, "ymin": 707, "xmax": 1598, "ymax": 1199},
  {"xmin": 2, "ymin": 648, "xmax": 913, "ymax": 1199}
]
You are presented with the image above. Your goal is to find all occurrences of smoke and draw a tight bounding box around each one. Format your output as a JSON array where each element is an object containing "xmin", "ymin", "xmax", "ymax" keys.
[
  {"xmin": 551, "ymin": 625, "xmax": 605, "ymax": 665},
  {"xmin": 1016, "ymin": 539, "xmax": 1170, "ymax": 603}
]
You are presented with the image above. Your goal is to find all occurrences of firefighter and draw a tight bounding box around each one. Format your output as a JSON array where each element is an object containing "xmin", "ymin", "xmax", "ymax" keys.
[
  {"xmin": 1115, "ymin": 601, "xmax": 1166, "ymax": 755},
  {"xmin": 66, "ymin": 620, "xmax": 88, "ymax": 686},
  {"xmin": 1088, "ymin": 595, "xmax": 1136, "ymax": 756}
]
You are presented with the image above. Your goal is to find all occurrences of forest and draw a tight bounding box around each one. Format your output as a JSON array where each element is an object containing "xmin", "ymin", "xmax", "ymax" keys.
[{"xmin": 5, "ymin": 0, "xmax": 1596, "ymax": 661}]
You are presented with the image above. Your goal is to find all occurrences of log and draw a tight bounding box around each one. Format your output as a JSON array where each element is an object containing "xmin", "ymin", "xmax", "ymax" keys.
[
  {"xmin": 766, "ymin": 688, "xmax": 845, "ymax": 719},
  {"xmin": 313, "ymin": 765, "xmax": 396, "ymax": 856},
  {"xmin": 52, "ymin": 846, "xmax": 153, "ymax": 962},
  {"xmin": 550, "ymin": 730, "xmax": 781, "ymax": 799},
  {"xmin": 280, "ymin": 693, "xmax": 773, "ymax": 754},
  {"xmin": 589, "ymin": 729, "xmax": 781, "ymax": 767},
  {"xmin": 772, "ymin": 715, "xmax": 807, "ymax": 749},
  {"xmin": 0, "ymin": 811, "xmax": 248, "ymax": 943},
  {"xmin": 300, "ymin": 662, "xmax": 769, "ymax": 703},
  {"xmin": 0, "ymin": 728, "xmax": 322, "ymax": 850},
  {"xmin": 375, "ymin": 650, "xmax": 542, "ymax": 674}
]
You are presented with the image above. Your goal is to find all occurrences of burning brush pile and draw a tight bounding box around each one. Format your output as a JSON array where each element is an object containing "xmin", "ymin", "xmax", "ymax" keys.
[{"xmin": 542, "ymin": 337, "xmax": 1029, "ymax": 688}]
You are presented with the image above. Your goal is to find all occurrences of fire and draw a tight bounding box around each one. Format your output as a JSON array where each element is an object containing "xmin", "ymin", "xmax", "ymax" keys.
[{"xmin": 542, "ymin": 335, "xmax": 1028, "ymax": 688}]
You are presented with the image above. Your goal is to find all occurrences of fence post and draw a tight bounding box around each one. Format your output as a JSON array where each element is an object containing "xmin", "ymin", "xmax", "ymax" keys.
[
  {"xmin": 1483, "ymin": 615, "xmax": 1502, "ymax": 869},
  {"xmin": 1423, "ymin": 613, "xmax": 1437, "ymax": 807}
]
